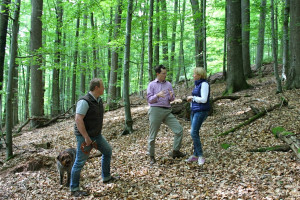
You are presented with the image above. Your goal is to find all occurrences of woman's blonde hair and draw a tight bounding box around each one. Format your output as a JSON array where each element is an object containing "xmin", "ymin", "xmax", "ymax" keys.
[{"xmin": 194, "ymin": 67, "xmax": 207, "ymax": 79}]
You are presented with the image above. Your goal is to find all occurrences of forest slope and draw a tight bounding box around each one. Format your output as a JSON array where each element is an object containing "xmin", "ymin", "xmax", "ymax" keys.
[{"xmin": 0, "ymin": 67, "xmax": 299, "ymax": 199}]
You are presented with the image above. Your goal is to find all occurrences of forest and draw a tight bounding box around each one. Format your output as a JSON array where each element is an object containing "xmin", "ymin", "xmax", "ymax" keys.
[{"xmin": 0, "ymin": 0, "xmax": 300, "ymax": 199}]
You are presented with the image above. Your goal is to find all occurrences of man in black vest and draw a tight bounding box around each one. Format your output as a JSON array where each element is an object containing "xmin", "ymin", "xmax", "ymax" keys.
[{"xmin": 70, "ymin": 78, "xmax": 114, "ymax": 197}]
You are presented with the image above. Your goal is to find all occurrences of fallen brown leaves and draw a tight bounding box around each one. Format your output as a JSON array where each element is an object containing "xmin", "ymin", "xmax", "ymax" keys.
[{"xmin": 0, "ymin": 70, "xmax": 300, "ymax": 199}]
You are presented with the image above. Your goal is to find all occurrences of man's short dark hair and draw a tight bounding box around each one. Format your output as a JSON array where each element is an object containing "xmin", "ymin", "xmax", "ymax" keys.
[
  {"xmin": 155, "ymin": 64, "xmax": 166, "ymax": 74},
  {"xmin": 90, "ymin": 78, "xmax": 102, "ymax": 91}
]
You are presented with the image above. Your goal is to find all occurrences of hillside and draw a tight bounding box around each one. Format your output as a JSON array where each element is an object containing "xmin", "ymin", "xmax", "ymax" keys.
[{"xmin": 0, "ymin": 68, "xmax": 299, "ymax": 199}]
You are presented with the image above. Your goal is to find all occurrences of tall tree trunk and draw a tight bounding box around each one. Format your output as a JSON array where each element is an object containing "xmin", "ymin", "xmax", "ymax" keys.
[
  {"xmin": 107, "ymin": 7, "xmax": 113, "ymax": 91},
  {"xmin": 286, "ymin": 0, "xmax": 300, "ymax": 89},
  {"xmin": 52, "ymin": 0, "xmax": 63, "ymax": 117},
  {"xmin": 161, "ymin": 0, "xmax": 169, "ymax": 75},
  {"xmin": 108, "ymin": 0, "xmax": 122, "ymax": 109},
  {"xmin": 177, "ymin": 0, "xmax": 185, "ymax": 84},
  {"xmin": 30, "ymin": 0, "xmax": 44, "ymax": 128},
  {"xmin": 154, "ymin": 0, "xmax": 160, "ymax": 67},
  {"xmin": 148, "ymin": 0, "xmax": 154, "ymax": 81},
  {"xmin": 225, "ymin": 0, "xmax": 249, "ymax": 95},
  {"xmin": 171, "ymin": 0, "xmax": 178, "ymax": 82},
  {"xmin": 80, "ymin": 13, "xmax": 88, "ymax": 96},
  {"xmin": 123, "ymin": 0, "xmax": 134, "ymax": 134},
  {"xmin": 241, "ymin": 0, "xmax": 252, "ymax": 78},
  {"xmin": 255, "ymin": 0, "xmax": 267, "ymax": 71},
  {"xmin": 282, "ymin": 0, "xmax": 290, "ymax": 81},
  {"xmin": 0, "ymin": 0, "xmax": 12, "ymax": 131},
  {"xmin": 72, "ymin": 14, "xmax": 80, "ymax": 113},
  {"xmin": 139, "ymin": 3, "xmax": 146, "ymax": 98},
  {"xmin": 190, "ymin": 0, "xmax": 203, "ymax": 68},
  {"xmin": 91, "ymin": 13, "xmax": 98, "ymax": 77},
  {"xmin": 202, "ymin": 0, "xmax": 207, "ymax": 71},
  {"xmin": 223, "ymin": 0, "xmax": 227, "ymax": 79},
  {"xmin": 5, "ymin": 0, "xmax": 20, "ymax": 159},
  {"xmin": 271, "ymin": 0, "xmax": 282, "ymax": 93}
]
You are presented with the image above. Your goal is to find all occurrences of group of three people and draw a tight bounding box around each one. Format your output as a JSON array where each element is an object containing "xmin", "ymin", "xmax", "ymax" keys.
[{"xmin": 69, "ymin": 65, "xmax": 210, "ymax": 197}]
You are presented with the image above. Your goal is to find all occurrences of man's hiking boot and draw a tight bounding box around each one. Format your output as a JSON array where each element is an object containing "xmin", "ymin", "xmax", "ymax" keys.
[
  {"xmin": 169, "ymin": 150, "xmax": 186, "ymax": 159},
  {"xmin": 71, "ymin": 190, "xmax": 89, "ymax": 197},
  {"xmin": 150, "ymin": 156, "xmax": 156, "ymax": 165}
]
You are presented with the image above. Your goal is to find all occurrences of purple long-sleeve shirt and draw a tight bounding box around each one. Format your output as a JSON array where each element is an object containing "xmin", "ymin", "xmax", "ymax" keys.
[{"xmin": 147, "ymin": 79, "xmax": 175, "ymax": 108}]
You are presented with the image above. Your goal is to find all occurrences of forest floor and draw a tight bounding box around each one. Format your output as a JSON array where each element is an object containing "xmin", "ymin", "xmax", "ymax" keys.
[{"xmin": 0, "ymin": 65, "xmax": 300, "ymax": 199}]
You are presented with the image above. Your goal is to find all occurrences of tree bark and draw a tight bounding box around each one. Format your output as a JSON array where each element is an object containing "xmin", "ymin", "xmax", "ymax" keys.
[
  {"xmin": 225, "ymin": 0, "xmax": 249, "ymax": 95},
  {"xmin": 190, "ymin": 0, "xmax": 203, "ymax": 68},
  {"xmin": 52, "ymin": 0, "xmax": 63, "ymax": 117},
  {"xmin": 139, "ymin": 3, "xmax": 146, "ymax": 98},
  {"xmin": 148, "ymin": 0, "xmax": 154, "ymax": 81},
  {"xmin": 108, "ymin": 0, "xmax": 122, "ymax": 108},
  {"xmin": 5, "ymin": 0, "xmax": 20, "ymax": 160},
  {"xmin": 171, "ymin": 0, "xmax": 178, "ymax": 83},
  {"xmin": 71, "ymin": 12, "xmax": 80, "ymax": 113},
  {"xmin": 241, "ymin": 0, "xmax": 251, "ymax": 78},
  {"xmin": 154, "ymin": 0, "xmax": 160, "ymax": 67},
  {"xmin": 30, "ymin": 0, "xmax": 44, "ymax": 128},
  {"xmin": 286, "ymin": 0, "xmax": 300, "ymax": 89},
  {"xmin": 271, "ymin": 0, "xmax": 282, "ymax": 93},
  {"xmin": 161, "ymin": 0, "xmax": 169, "ymax": 77},
  {"xmin": 0, "ymin": 0, "xmax": 12, "ymax": 131},
  {"xmin": 255, "ymin": 0, "xmax": 267, "ymax": 71},
  {"xmin": 282, "ymin": 0, "xmax": 290, "ymax": 81},
  {"xmin": 122, "ymin": 0, "xmax": 134, "ymax": 135}
]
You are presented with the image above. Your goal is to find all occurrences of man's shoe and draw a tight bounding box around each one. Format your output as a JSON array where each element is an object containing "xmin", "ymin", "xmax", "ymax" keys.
[
  {"xmin": 150, "ymin": 156, "xmax": 156, "ymax": 165},
  {"xmin": 71, "ymin": 190, "xmax": 89, "ymax": 197},
  {"xmin": 169, "ymin": 150, "xmax": 186, "ymax": 159},
  {"xmin": 103, "ymin": 176, "xmax": 119, "ymax": 184}
]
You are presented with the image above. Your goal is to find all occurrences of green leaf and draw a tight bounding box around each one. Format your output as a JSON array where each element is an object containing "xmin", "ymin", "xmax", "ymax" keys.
[
  {"xmin": 221, "ymin": 143, "xmax": 233, "ymax": 150},
  {"xmin": 271, "ymin": 127, "xmax": 285, "ymax": 137}
]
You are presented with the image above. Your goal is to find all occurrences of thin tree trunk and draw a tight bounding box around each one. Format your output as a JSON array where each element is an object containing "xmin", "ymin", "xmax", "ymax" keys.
[
  {"xmin": 161, "ymin": 0, "xmax": 169, "ymax": 75},
  {"xmin": 202, "ymin": 0, "xmax": 207, "ymax": 71},
  {"xmin": 223, "ymin": 1, "xmax": 227, "ymax": 79},
  {"xmin": 80, "ymin": 13, "xmax": 88, "ymax": 96},
  {"xmin": 271, "ymin": 0, "xmax": 282, "ymax": 93},
  {"xmin": 72, "ymin": 14, "xmax": 80, "ymax": 113},
  {"xmin": 123, "ymin": 0, "xmax": 134, "ymax": 134},
  {"xmin": 171, "ymin": 0, "xmax": 178, "ymax": 82},
  {"xmin": 139, "ymin": 3, "xmax": 147, "ymax": 98},
  {"xmin": 190, "ymin": 0, "xmax": 203, "ymax": 68},
  {"xmin": 179, "ymin": 0, "xmax": 188, "ymax": 88},
  {"xmin": 148, "ymin": 0, "xmax": 154, "ymax": 81},
  {"xmin": 0, "ymin": 0, "xmax": 12, "ymax": 131},
  {"xmin": 108, "ymin": 1, "xmax": 122, "ymax": 109},
  {"xmin": 154, "ymin": 0, "xmax": 160, "ymax": 67},
  {"xmin": 282, "ymin": 0, "xmax": 290, "ymax": 81},
  {"xmin": 5, "ymin": 0, "xmax": 20, "ymax": 159},
  {"xmin": 255, "ymin": 0, "xmax": 267, "ymax": 71}
]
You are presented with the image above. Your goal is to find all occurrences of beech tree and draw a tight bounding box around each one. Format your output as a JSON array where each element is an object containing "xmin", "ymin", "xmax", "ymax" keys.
[
  {"xmin": 286, "ymin": 0, "xmax": 300, "ymax": 89},
  {"xmin": 255, "ymin": 0, "xmax": 267, "ymax": 71},
  {"xmin": 225, "ymin": 0, "xmax": 249, "ymax": 94},
  {"xmin": 30, "ymin": 0, "xmax": 44, "ymax": 128}
]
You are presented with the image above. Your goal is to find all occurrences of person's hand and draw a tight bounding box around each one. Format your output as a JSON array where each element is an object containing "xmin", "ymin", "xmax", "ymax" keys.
[
  {"xmin": 84, "ymin": 137, "xmax": 92, "ymax": 146},
  {"xmin": 157, "ymin": 90, "xmax": 165, "ymax": 98},
  {"xmin": 168, "ymin": 89, "xmax": 173, "ymax": 98},
  {"xmin": 187, "ymin": 96, "xmax": 193, "ymax": 102}
]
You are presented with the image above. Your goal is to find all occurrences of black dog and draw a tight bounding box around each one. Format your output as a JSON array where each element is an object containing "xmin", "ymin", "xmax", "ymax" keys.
[{"xmin": 56, "ymin": 148, "xmax": 76, "ymax": 187}]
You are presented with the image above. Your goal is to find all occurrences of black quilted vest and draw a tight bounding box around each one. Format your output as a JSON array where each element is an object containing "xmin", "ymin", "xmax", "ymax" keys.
[{"xmin": 74, "ymin": 93, "xmax": 104, "ymax": 137}]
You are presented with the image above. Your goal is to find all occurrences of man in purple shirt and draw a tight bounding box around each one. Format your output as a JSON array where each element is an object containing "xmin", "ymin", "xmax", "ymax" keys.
[{"xmin": 147, "ymin": 65, "xmax": 185, "ymax": 164}]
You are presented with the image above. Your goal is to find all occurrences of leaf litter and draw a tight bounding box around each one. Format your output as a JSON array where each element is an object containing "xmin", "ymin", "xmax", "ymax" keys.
[{"xmin": 0, "ymin": 68, "xmax": 299, "ymax": 199}]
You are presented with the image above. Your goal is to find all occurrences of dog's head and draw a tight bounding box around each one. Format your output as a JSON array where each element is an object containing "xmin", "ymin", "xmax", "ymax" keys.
[{"xmin": 57, "ymin": 151, "xmax": 73, "ymax": 167}]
